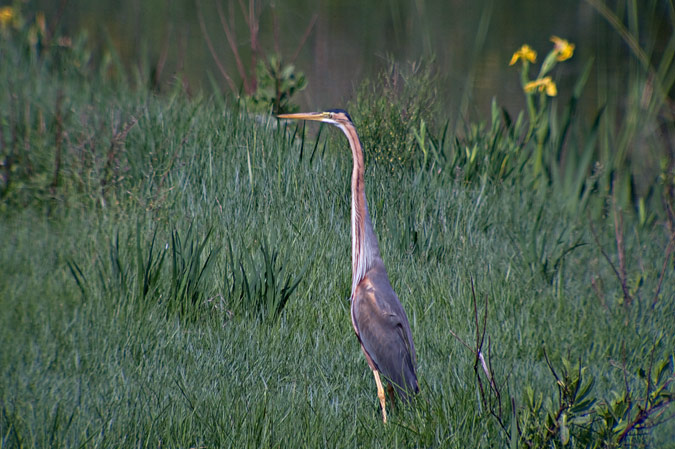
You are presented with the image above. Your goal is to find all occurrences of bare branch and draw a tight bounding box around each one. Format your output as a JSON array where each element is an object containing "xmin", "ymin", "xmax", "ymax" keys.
[
  {"xmin": 621, "ymin": 343, "xmax": 631, "ymax": 409},
  {"xmin": 272, "ymin": 3, "xmax": 280, "ymax": 56},
  {"xmin": 240, "ymin": 0, "xmax": 261, "ymax": 92},
  {"xmin": 487, "ymin": 337, "xmax": 503, "ymax": 416},
  {"xmin": 152, "ymin": 21, "xmax": 172, "ymax": 90},
  {"xmin": 291, "ymin": 14, "xmax": 318, "ymax": 64},
  {"xmin": 466, "ymin": 279, "xmax": 510, "ymax": 437},
  {"xmin": 588, "ymin": 212, "xmax": 632, "ymax": 306},
  {"xmin": 652, "ymin": 232, "xmax": 675, "ymax": 307},
  {"xmin": 215, "ymin": 0, "xmax": 251, "ymax": 93},
  {"xmin": 588, "ymin": 216, "xmax": 621, "ymax": 281},
  {"xmin": 50, "ymin": 91, "xmax": 64, "ymax": 196},
  {"xmin": 195, "ymin": 0, "xmax": 237, "ymax": 93},
  {"xmin": 448, "ymin": 328, "xmax": 475, "ymax": 354},
  {"xmin": 612, "ymin": 194, "xmax": 632, "ymax": 306},
  {"xmin": 542, "ymin": 347, "xmax": 561, "ymax": 385},
  {"xmin": 236, "ymin": 0, "xmax": 248, "ymax": 24},
  {"xmin": 590, "ymin": 275, "xmax": 609, "ymax": 311},
  {"xmin": 249, "ymin": 0, "xmax": 261, "ymax": 92}
]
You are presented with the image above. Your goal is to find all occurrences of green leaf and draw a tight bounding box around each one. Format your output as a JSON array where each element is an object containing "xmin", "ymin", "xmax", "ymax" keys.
[{"xmin": 560, "ymin": 422, "xmax": 570, "ymax": 445}]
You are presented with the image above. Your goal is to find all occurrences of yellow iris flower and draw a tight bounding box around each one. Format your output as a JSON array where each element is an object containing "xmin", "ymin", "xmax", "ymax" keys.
[
  {"xmin": 550, "ymin": 36, "xmax": 575, "ymax": 61},
  {"xmin": 510, "ymin": 44, "xmax": 537, "ymax": 65},
  {"xmin": 524, "ymin": 76, "xmax": 558, "ymax": 97},
  {"xmin": 0, "ymin": 6, "xmax": 14, "ymax": 29}
]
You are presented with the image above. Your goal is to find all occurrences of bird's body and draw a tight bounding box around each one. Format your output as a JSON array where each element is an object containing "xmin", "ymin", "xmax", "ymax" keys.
[
  {"xmin": 277, "ymin": 110, "xmax": 418, "ymax": 422},
  {"xmin": 352, "ymin": 262, "xmax": 418, "ymax": 402}
]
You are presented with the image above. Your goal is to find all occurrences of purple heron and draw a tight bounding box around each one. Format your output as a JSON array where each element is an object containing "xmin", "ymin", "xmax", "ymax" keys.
[{"xmin": 277, "ymin": 110, "xmax": 419, "ymax": 422}]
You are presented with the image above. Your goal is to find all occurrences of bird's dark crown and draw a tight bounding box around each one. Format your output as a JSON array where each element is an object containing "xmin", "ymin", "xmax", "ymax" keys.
[{"xmin": 325, "ymin": 109, "xmax": 353, "ymax": 123}]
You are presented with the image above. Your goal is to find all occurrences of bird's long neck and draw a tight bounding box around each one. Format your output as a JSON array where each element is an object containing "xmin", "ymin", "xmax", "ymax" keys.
[{"xmin": 336, "ymin": 123, "xmax": 381, "ymax": 298}]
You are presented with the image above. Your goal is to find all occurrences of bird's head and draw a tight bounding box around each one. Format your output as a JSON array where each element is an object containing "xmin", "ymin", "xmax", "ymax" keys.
[
  {"xmin": 277, "ymin": 109, "xmax": 354, "ymax": 128},
  {"xmin": 277, "ymin": 109, "xmax": 362, "ymax": 160}
]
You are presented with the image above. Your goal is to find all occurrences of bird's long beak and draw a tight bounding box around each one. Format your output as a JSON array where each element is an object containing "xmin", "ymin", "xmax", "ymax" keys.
[{"xmin": 277, "ymin": 112, "xmax": 329, "ymax": 122}]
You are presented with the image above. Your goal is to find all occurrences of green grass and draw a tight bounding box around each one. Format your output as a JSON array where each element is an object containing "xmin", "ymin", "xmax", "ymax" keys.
[{"xmin": 1, "ymin": 13, "xmax": 675, "ymax": 448}]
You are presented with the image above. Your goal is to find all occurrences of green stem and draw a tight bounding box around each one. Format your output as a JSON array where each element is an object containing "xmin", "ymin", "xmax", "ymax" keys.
[{"xmin": 521, "ymin": 63, "xmax": 537, "ymax": 142}]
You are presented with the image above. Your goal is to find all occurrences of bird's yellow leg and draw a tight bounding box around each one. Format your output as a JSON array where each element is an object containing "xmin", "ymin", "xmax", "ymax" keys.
[{"xmin": 373, "ymin": 370, "xmax": 387, "ymax": 423}]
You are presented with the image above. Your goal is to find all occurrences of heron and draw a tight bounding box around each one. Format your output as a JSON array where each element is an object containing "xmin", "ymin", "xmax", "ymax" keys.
[{"xmin": 277, "ymin": 109, "xmax": 419, "ymax": 423}]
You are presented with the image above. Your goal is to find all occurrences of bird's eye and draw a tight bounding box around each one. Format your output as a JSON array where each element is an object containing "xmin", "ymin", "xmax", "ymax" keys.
[{"xmin": 327, "ymin": 112, "xmax": 333, "ymax": 119}]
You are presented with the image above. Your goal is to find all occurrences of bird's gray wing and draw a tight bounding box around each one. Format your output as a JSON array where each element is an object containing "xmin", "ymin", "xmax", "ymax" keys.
[{"xmin": 353, "ymin": 265, "xmax": 418, "ymax": 400}]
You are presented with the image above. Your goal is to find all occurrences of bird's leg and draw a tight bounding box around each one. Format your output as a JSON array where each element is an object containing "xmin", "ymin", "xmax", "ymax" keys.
[
  {"xmin": 387, "ymin": 384, "xmax": 396, "ymax": 411},
  {"xmin": 373, "ymin": 370, "xmax": 387, "ymax": 423}
]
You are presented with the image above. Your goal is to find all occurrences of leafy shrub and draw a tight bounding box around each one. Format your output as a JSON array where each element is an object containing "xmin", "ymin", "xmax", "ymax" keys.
[
  {"xmin": 349, "ymin": 58, "xmax": 439, "ymax": 170},
  {"xmin": 244, "ymin": 54, "xmax": 307, "ymax": 115},
  {"xmin": 459, "ymin": 284, "xmax": 675, "ymax": 449}
]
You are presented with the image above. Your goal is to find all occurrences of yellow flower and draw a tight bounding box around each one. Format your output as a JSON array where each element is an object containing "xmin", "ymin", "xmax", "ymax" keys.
[
  {"xmin": 524, "ymin": 76, "xmax": 558, "ymax": 96},
  {"xmin": 510, "ymin": 44, "xmax": 537, "ymax": 65},
  {"xmin": 544, "ymin": 79, "xmax": 558, "ymax": 96},
  {"xmin": 550, "ymin": 36, "xmax": 575, "ymax": 61},
  {"xmin": 0, "ymin": 6, "xmax": 14, "ymax": 29}
]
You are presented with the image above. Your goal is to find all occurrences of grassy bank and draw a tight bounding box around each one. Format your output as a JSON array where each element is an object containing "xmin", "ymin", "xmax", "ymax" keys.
[{"xmin": 1, "ymin": 10, "xmax": 674, "ymax": 448}]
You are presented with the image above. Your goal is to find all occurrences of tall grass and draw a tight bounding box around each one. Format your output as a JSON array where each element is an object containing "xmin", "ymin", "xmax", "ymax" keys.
[{"xmin": 1, "ymin": 4, "xmax": 674, "ymax": 448}]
